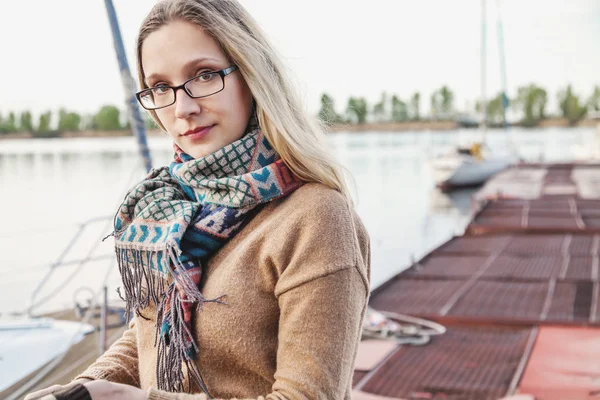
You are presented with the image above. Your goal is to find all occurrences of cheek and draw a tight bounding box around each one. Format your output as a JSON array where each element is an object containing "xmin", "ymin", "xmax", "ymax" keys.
[
  {"xmin": 229, "ymin": 83, "xmax": 253, "ymax": 121},
  {"xmin": 222, "ymin": 85, "xmax": 249, "ymax": 113},
  {"xmin": 216, "ymin": 87, "xmax": 252, "ymax": 133}
]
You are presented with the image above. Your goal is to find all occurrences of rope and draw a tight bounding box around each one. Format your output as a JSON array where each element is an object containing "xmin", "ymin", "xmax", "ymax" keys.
[
  {"xmin": 0, "ymin": 254, "xmax": 114, "ymax": 279},
  {"xmin": 26, "ymin": 217, "xmax": 115, "ymax": 316},
  {"xmin": 362, "ymin": 307, "xmax": 446, "ymax": 346}
]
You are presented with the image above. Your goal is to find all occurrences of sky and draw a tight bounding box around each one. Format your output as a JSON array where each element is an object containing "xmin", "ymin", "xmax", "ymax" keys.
[{"xmin": 0, "ymin": 0, "xmax": 599, "ymax": 118}]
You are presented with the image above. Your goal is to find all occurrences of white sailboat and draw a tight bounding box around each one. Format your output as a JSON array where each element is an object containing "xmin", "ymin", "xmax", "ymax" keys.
[{"xmin": 431, "ymin": 0, "xmax": 518, "ymax": 192}]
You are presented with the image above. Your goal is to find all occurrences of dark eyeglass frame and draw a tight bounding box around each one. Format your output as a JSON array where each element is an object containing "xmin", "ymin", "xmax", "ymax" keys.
[{"xmin": 136, "ymin": 65, "xmax": 239, "ymax": 110}]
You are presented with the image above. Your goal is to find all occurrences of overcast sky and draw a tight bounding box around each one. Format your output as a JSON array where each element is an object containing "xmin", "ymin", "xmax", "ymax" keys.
[{"xmin": 1, "ymin": 0, "xmax": 599, "ymax": 117}]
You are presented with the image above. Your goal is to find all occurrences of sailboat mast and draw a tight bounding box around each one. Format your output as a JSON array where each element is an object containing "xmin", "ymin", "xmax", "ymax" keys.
[
  {"xmin": 104, "ymin": 0, "xmax": 153, "ymax": 172},
  {"xmin": 480, "ymin": 0, "xmax": 487, "ymax": 142},
  {"xmin": 496, "ymin": 0, "xmax": 509, "ymax": 131}
]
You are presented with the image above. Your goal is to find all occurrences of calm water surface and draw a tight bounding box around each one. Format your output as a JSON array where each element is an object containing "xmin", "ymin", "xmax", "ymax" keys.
[{"xmin": 1, "ymin": 127, "xmax": 598, "ymax": 314}]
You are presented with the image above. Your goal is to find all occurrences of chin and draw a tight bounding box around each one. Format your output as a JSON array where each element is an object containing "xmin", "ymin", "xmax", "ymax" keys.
[{"xmin": 189, "ymin": 144, "xmax": 221, "ymax": 159}]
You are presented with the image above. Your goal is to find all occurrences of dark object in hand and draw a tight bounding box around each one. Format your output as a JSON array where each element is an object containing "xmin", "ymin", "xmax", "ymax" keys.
[{"xmin": 40, "ymin": 383, "xmax": 92, "ymax": 400}]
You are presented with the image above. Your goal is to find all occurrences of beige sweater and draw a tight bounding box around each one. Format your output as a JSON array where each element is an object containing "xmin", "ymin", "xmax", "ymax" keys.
[{"xmin": 75, "ymin": 183, "xmax": 371, "ymax": 399}]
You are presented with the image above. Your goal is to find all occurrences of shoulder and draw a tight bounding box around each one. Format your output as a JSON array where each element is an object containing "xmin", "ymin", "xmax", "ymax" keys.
[
  {"xmin": 262, "ymin": 182, "xmax": 371, "ymax": 288},
  {"xmin": 274, "ymin": 182, "xmax": 353, "ymax": 225},
  {"xmin": 266, "ymin": 182, "xmax": 366, "ymax": 246},
  {"xmin": 286, "ymin": 183, "xmax": 370, "ymax": 258}
]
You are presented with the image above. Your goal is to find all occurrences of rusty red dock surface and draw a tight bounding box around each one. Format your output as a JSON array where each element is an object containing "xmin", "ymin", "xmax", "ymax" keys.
[{"xmin": 354, "ymin": 163, "xmax": 600, "ymax": 400}]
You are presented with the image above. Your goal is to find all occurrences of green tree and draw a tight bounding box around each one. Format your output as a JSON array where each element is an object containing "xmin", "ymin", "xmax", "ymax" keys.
[
  {"xmin": 93, "ymin": 105, "xmax": 122, "ymax": 130},
  {"xmin": 372, "ymin": 92, "xmax": 388, "ymax": 122},
  {"xmin": 514, "ymin": 84, "xmax": 547, "ymax": 127},
  {"xmin": 31, "ymin": 110, "xmax": 60, "ymax": 138},
  {"xmin": 587, "ymin": 86, "xmax": 600, "ymax": 112},
  {"xmin": 558, "ymin": 85, "xmax": 587, "ymax": 125},
  {"xmin": 391, "ymin": 95, "xmax": 408, "ymax": 122},
  {"xmin": 4, "ymin": 112, "xmax": 17, "ymax": 133},
  {"xmin": 317, "ymin": 93, "xmax": 342, "ymax": 125},
  {"xmin": 19, "ymin": 111, "xmax": 33, "ymax": 132},
  {"xmin": 410, "ymin": 92, "xmax": 420, "ymax": 120},
  {"xmin": 345, "ymin": 97, "xmax": 368, "ymax": 124},
  {"xmin": 37, "ymin": 110, "xmax": 52, "ymax": 133},
  {"xmin": 58, "ymin": 108, "xmax": 82, "ymax": 131}
]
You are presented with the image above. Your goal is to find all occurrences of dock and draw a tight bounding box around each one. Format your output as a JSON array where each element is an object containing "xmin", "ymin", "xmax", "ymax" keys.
[{"xmin": 353, "ymin": 163, "xmax": 600, "ymax": 400}]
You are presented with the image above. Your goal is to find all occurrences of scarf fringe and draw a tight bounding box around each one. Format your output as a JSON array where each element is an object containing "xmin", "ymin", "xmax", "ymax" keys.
[
  {"xmin": 116, "ymin": 240, "xmax": 225, "ymax": 395},
  {"xmin": 115, "ymin": 246, "xmax": 169, "ymax": 321},
  {"xmin": 156, "ymin": 288, "xmax": 211, "ymax": 394}
]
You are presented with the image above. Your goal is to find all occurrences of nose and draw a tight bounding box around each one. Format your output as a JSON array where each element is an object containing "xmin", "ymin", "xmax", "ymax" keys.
[{"xmin": 174, "ymin": 87, "xmax": 201, "ymax": 119}]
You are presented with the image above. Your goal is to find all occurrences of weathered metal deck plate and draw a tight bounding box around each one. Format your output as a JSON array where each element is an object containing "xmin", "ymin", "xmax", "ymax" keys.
[
  {"xmin": 447, "ymin": 280, "xmax": 549, "ymax": 320},
  {"xmin": 356, "ymin": 326, "xmax": 535, "ymax": 400},
  {"xmin": 437, "ymin": 235, "xmax": 512, "ymax": 255},
  {"xmin": 406, "ymin": 255, "xmax": 489, "ymax": 278},
  {"xmin": 545, "ymin": 282, "xmax": 594, "ymax": 322},
  {"xmin": 369, "ymin": 278, "xmax": 465, "ymax": 316},
  {"xmin": 482, "ymin": 254, "xmax": 564, "ymax": 280},
  {"xmin": 568, "ymin": 235, "xmax": 597, "ymax": 255},
  {"xmin": 505, "ymin": 234, "xmax": 566, "ymax": 255},
  {"xmin": 375, "ymin": 233, "xmax": 600, "ymax": 324},
  {"xmin": 563, "ymin": 256, "xmax": 595, "ymax": 280},
  {"xmin": 468, "ymin": 195, "xmax": 600, "ymax": 234}
]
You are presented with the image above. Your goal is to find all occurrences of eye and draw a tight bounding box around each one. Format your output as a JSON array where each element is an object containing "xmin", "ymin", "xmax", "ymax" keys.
[
  {"xmin": 153, "ymin": 84, "xmax": 171, "ymax": 95},
  {"xmin": 195, "ymin": 72, "xmax": 216, "ymax": 83}
]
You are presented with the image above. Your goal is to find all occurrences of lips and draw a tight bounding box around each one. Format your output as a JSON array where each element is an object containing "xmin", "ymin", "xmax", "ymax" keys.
[{"xmin": 181, "ymin": 125, "xmax": 215, "ymax": 140}]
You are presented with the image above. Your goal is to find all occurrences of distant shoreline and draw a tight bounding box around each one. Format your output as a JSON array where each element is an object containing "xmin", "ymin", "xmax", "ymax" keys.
[
  {"xmin": 326, "ymin": 117, "xmax": 599, "ymax": 132},
  {"xmin": 0, "ymin": 117, "xmax": 597, "ymax": 139}
]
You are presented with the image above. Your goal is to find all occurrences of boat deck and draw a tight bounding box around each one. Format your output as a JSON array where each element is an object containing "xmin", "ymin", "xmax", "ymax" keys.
[{"xmin": 354, "ymin": 163, "xmax": 600, "ymax": 400}]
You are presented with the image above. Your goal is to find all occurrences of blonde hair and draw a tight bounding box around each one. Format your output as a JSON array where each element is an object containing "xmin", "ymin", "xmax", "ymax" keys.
[{"xmin": 136, "ymin": 0, "xmax": 355, "ymax": 205}]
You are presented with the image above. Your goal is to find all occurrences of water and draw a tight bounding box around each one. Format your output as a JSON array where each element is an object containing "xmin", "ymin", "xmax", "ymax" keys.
[{"xmin": 1, "ymin": 126, "xmax": 598, "ymax": 314}]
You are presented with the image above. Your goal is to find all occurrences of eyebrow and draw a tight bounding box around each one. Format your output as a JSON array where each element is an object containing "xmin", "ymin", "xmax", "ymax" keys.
[{"xmin": 144, "ymin": 57, "xmax": 221, "ymax": 86}]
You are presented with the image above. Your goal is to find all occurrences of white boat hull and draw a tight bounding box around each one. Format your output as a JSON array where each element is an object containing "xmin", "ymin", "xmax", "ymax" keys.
[{"xmin": 0, "ymin": 317, "xmax": 94, "ymax": 392}]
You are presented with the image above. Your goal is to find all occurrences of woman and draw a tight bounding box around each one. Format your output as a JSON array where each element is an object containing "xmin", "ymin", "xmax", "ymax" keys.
[{"xmin": 26, "ymin": 0, "xmax": 370, "ymax": 399}]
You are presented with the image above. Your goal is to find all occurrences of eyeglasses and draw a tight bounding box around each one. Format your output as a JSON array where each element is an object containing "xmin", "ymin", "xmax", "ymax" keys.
[{"xmin": 136, "ymin": 65, "xmax": 238, "ymax": 110}]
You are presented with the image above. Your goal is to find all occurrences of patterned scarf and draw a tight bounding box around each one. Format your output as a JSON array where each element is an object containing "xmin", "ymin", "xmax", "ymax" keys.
[{"xmin": 112, "ymin": 123, "xmax": 302, "ymax": 394}]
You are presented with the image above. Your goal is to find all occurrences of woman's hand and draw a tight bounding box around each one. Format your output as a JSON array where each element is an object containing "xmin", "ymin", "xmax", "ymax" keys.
[
  {"xmin": 24, "ymin": 379, "xmax": 92, "ymax": 400},
  {"xmin": 84, "ymin": 380, "xmax": 146, "ymax": 400}
]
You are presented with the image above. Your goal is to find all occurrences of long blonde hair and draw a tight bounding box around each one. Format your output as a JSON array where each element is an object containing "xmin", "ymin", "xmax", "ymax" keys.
[{"xmin": 136, "ymin": 0, "xmax": 354, "ymax": 204}]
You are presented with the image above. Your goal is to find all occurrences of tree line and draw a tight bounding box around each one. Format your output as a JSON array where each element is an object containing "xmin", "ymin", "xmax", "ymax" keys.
[
  {"xmin": 0, "ymin": 105, "xmax": 158, "ymax": 137},
  {"xmin": 2, "ymin": 84, "xmax": 599, "ymax": 137},
  {"xmin": 318, "ymin": 84, "xmax": 600, "ymax": 127}
]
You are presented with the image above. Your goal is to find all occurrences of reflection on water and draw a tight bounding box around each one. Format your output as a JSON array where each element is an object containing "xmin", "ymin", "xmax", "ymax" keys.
[{"xmin": 0, "ymin": 127, "xmax": 597, "ymax": 313}]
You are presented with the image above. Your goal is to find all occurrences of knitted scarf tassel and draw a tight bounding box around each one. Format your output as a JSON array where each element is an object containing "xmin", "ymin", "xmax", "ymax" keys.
[{"xmin": 116, "ymin": 241, "xmax": 223, "ymax": 394}]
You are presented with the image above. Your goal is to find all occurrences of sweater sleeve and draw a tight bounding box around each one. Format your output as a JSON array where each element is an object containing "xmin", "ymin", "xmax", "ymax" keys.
[
  {"xmin": 73, "ymin": 317, "xmax": 140, "ymax": 387},
  {"xmin": 146, "ymin": 265, "xmax": 369, "ymax": 400}
]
